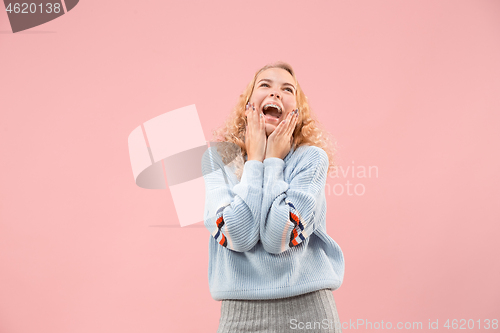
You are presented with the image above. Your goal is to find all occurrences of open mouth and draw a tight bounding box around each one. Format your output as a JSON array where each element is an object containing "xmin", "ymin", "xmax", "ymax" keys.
[{"xmin": 262, "ymin": 103, "xmax": 282, "ymax": 120}]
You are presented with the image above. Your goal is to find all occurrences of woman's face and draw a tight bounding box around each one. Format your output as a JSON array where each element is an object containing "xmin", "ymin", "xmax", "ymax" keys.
[{"xmin": 248, "ymin": 68, "xmax": 297, "ymax": 137}]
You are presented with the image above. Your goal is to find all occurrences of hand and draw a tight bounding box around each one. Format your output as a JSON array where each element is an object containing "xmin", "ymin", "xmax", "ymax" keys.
[
  {"xmin": 244, "ymin": 102, "xmax": 267, "ymax": 162},
  {"xmin": 265, "ymin": 109, "xmax": 299, "ymax": 160}
]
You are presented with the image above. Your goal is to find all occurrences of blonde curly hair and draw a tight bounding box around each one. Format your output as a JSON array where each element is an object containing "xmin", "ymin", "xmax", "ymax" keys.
[{"xmin": 210, "ymin": 61, "xmax": 338, "ymax": 180}]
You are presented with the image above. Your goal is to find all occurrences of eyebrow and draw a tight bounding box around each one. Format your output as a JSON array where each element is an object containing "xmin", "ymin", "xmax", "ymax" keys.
[{"xmin": 257, "ymin": 78, "xmax": 296, "ymax": 91}]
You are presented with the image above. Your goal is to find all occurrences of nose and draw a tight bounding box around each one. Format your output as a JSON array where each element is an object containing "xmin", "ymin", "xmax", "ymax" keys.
[{"xmin": 270, "ymin": 91, "xmax": 281, "ymax": 99}]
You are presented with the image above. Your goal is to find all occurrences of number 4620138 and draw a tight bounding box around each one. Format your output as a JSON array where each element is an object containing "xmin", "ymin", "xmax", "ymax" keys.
[
  {"xmin": 5, "ymin": 3, "xmax": 62, "ymax": 14},
  {"xmin": 443, "ymin": 319, "xmax": 498, "ymax": 330}
]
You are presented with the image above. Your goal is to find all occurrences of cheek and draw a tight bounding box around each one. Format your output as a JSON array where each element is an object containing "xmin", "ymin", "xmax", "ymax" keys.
[
  {"xmin": 249, "ymin": 91, "xmax": 264, "ymax": 103},
  {"xmin": 285, "ymin": 99, "xmax": 297, "ymax": 110}
]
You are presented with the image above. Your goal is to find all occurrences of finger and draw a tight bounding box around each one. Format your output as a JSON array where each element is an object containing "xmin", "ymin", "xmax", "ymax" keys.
[
  {"xmin": 288, "ymin": 109, "xmax": 298, "ymax": 129},
  {"xmin": 253, "ymin": 104, "xmax": 265, "ymax": 136},
  {"xmin": 268, "ymin": 121, "xmax": 279, "ymax": 139},
  {"xmin": 285, "ymin": 111, "xmax": 297, "ymax": 137},
  {"xmin": 245, "ymin": 102, "xmax": 251, "ymax": 117},
  {"xmin": 247, "ymin": 103, "xmax": 256, "ymax": 128},
  {"xmin": 276, "ymin": 119, "xmax": 286, "ymax": 136},
  {"xmin": 252, "ymin": 103, "xmax": 261, "ymax": 130},
  {"xmin": 279, "ymin": 112, "xmax": 293, "ymax": 134},
  {"xmin": 282, "ymin": 111, "xmax": 293, "ymax": 133}
]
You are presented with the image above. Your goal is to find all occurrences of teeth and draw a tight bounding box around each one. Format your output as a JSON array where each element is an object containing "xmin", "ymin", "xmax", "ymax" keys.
[{"xmin": 263, "ymin": 103, "xmax": 282, "ymax": 113}]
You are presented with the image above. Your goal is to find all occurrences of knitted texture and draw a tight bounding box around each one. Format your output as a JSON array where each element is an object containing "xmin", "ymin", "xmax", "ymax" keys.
[
  {"xmin": 202, "ymin": 144, "xmax": 345, "ymax": 301},
  {"xmin": 217, "ymin": 289, "xmax": 342, "ymax": 332}
]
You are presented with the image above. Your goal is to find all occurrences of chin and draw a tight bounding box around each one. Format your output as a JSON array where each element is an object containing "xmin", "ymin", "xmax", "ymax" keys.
[{"xmin": 265, "ymin": 124, "xmax": 276, "ymax": 137}]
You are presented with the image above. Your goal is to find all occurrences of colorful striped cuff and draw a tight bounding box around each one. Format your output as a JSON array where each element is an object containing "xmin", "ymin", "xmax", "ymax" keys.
[
  {"xmin": 212, "ymin": 204, "xmax": 231, "ymax": 248},
  {"xmin": 286, "ymin": 198, "xmax": 309, "ymax": 248}
]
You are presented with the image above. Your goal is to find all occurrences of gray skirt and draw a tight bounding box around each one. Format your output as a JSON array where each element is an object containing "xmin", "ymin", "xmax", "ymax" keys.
[{"xmin": 217, "ymin": 289, "xmax": 342, "ymax": 333}]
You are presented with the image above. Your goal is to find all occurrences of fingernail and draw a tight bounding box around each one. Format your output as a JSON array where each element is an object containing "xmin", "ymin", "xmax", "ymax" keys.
[{"xmin": 246, "ymin": 103, "xmax": 249, "ymax": 110}]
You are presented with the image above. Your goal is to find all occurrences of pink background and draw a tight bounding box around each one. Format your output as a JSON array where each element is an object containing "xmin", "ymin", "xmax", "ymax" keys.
[{"xmin": 1, "ymin": 0, "xmax": 499, "ymax": 332}]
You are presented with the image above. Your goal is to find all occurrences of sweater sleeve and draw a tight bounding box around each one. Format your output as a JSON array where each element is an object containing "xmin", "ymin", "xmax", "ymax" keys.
[
  {"xmin": 202, "ymin": 147, "xmax": 263, "ymax": 252},
  {"xmin": 260, "ymin": 147, "xmax": 329, "ymax": 254}
]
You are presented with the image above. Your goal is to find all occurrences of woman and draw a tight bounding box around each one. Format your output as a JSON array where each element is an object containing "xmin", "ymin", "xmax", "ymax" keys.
[{"xmin": 202, "ymin": 62, "xmax": 345, "ymax": 332}]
